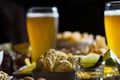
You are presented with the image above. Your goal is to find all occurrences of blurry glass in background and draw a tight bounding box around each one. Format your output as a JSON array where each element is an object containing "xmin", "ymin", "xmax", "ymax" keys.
[{"xmin": 27, "ymin": 7, "xmax": 59, "ymax": 62}]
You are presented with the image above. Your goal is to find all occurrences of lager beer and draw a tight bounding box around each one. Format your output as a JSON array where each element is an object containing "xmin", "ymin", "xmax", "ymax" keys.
[
  {"xmin": 104, "ymin": 10, "xmax": 120, "ymax": 58},
  {"xmin": 27, "ymin": 7, "xmax": 59, "ymax": 62}
]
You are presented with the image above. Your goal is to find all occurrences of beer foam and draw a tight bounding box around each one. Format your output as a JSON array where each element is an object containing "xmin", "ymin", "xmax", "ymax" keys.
[
  {"xmin": 104, "ymin": 10, "xmax": 120, "ymax": 16},
  {"xmin": 27, "ymin": 13, "xmax": 59, "ymax": 18}
]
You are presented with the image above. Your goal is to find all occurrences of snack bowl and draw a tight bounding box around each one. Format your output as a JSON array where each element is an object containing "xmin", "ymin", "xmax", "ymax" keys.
[
  {"xmin": 32, "ymin": 70, "xmax": 77, "ymax": 80},
  {"xmin": 12, "ymin": 71, "xmax": 32, "ymax": 79}
]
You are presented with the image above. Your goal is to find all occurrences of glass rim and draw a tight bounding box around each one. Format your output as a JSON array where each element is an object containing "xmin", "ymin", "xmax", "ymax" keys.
[
  {"xmin": 29, "ymin": 6, "xmax": 57, "ymax": 9},
  {"xmin": 106, "ymin": 1, "xmax": 120, "ymax": 5},
  {"xmin": 105, "ymin": 1, "xmax": 120, "ymax": 11},
  {"xmin": 106, "ymin": 1, "xmax": 120, "ymax": 4}
]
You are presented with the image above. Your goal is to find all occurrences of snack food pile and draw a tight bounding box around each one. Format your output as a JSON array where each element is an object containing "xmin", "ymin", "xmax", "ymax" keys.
[
  {"xmin": 0, "ymin": 71, "xmax": 9, "ymax": 80},
  {"xmin": 57, "ymin": 31, "xmax": 94, "ymax": 49},
  {"xmin": 57, "ymin": 31, "xmax": 108, "ymax": 54},
  {"xmin": 34, "ymin": 49, "xmax": 79, "ymax": 72}
]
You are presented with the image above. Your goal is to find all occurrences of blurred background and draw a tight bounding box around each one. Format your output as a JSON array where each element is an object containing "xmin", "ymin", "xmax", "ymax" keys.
[{"xmin": 0, "ymin": 0, "xmax": 113, "ymax": 44}]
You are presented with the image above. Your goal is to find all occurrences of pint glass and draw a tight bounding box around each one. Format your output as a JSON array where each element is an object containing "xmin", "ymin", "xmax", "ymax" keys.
[
  {"xmin": 104, "ymin": 1, "xmax": 120, "ymax": 58},
  {"xmin": 27, "ymin": 7, "xmax": 59, "ymax": 62}
]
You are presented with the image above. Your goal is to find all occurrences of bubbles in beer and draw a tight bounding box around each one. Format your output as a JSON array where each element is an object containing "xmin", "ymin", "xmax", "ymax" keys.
[{"xmin": 104, "ymin": 10, "xmax": 120, "ymax": 16}]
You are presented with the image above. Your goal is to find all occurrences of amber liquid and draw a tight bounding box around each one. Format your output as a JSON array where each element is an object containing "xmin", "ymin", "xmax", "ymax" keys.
[
  {"xmin": 27, "ymin": 15, "xmax": 58, "ymax": 62},
  {"xmin": 104, "ymin": 10, "xmax": 120, "ymax": 58}
]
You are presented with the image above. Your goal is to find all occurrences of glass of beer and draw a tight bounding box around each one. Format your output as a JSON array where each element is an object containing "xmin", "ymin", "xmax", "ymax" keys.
[
  {"xmin": 104, "ymin": 1, "xmax": 120, "ymax": 58},
  {"xmin": 27, "ymin": 7, "xmax": 59, "ymax": 62}
]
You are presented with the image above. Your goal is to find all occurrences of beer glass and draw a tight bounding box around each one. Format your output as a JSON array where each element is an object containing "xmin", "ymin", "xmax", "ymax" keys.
[
  {"xmin": 104, "ymin": 1, "xmax": 120, "ymax": 58},
  {"xmin": 27, "ymin": 7, "xmax": 59, "ymax": 62}
]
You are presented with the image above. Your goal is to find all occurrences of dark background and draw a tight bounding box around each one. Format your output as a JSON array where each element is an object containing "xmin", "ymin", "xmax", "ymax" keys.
[{"xmin": 0, "ymin": 0, "xmax": 113, "ymax": 44}]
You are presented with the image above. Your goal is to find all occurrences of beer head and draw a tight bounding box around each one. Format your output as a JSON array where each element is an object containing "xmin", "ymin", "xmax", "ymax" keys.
[
  {"xmin": 27, "ymin": 13, "xmax": 59, "ymax": 18},
  {"xmin": 104, "ymin": 10, "xmax": 120, "ymax": 16}
]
